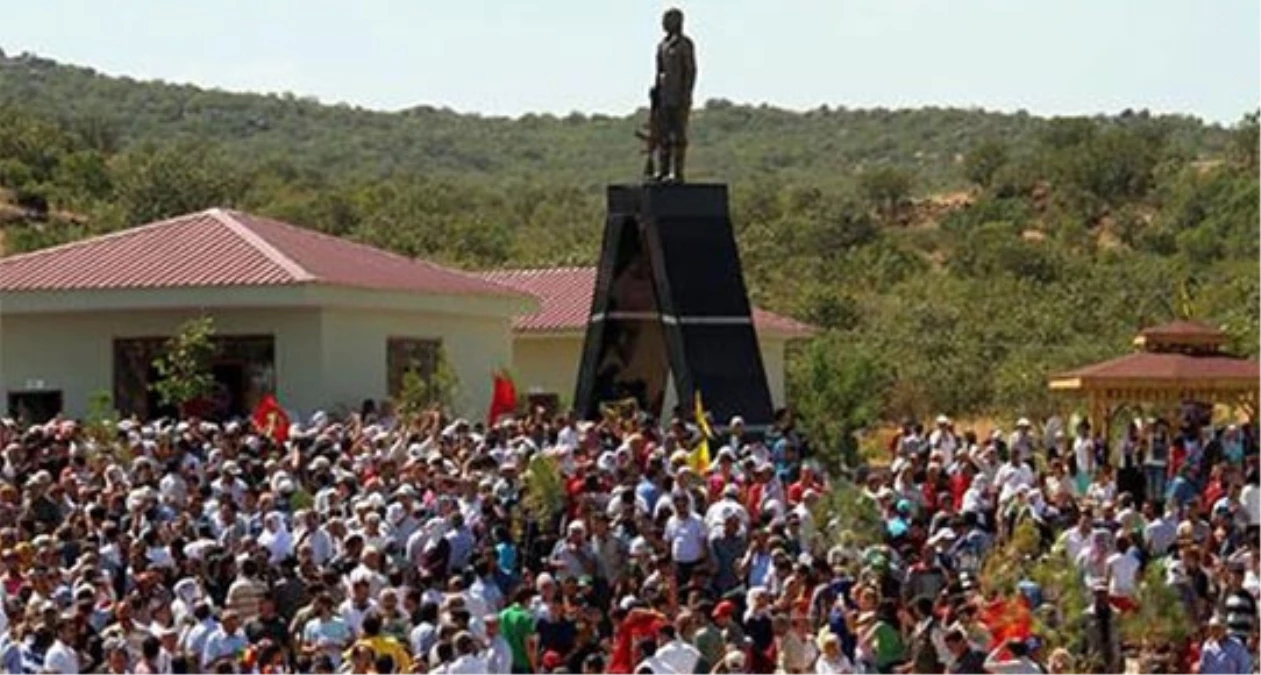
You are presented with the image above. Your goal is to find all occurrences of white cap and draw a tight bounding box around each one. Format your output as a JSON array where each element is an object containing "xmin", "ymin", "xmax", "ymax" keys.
[
  {"xmin": 1016, "ymin": 417, "xmax": 1031, "ymax": 427},
  {"xmin": 936, "ymin": 414, "xmax": 950, "ymax": 425}
]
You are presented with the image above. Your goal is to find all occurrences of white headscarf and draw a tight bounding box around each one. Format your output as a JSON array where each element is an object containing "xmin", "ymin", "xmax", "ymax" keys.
[
  {"xmin": 258, "ymin": 511, "xmax": 293, "ymax": 564},
  {"xmin": 171, "ymin": 577, "xmax": 205, "ymax": 626}
]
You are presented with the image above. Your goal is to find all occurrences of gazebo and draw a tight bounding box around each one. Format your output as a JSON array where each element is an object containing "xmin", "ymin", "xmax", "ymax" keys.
[{"xmin": 1048, "ymin": 320, "xmax": 1260, "ymax": 431}]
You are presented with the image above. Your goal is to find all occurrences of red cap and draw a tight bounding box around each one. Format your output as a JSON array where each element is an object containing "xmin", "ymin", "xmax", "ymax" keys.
[
  {"xmin": 542, "ymin": 651, "xmax": 564, "ymax": 670},
  {"xmin": 713, "ymin": 600, "xmax": 736, "ymax": 619}
]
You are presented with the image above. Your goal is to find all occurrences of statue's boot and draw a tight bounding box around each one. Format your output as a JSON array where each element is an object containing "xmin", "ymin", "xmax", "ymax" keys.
[
  {"xmin": 669, "ymin": 145, "xmax": 687, "ymax": 183},
  {"xmin": 655, "ymin": 144, "xmax": 672, "ymax": 182}
]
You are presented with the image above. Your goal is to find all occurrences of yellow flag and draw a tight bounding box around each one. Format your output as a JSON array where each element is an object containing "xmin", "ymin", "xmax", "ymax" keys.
[{"xmin": 690, "ymin": 390, "xmax": 712, "ymax": 473}]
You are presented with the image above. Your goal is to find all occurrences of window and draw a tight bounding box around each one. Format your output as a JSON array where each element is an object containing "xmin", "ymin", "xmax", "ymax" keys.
[
  {"xmin": 113, "ymin": 335, "xmax": 275, "ymax": 419},
  {"xmin": 526, "ymin": 393, "xmax": 561, "ymax": 417},
  {"xmin": 7, "ymin": 391, "xmax": 63, "ymax": 424},
  {"xmin": 387, "ymin": 338, "xmax": 440, "ymax": 399}
]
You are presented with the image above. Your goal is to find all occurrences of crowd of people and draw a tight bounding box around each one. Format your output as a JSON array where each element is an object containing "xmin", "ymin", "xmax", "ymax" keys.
[{"xmin": 0, "ymin": 401, "xmax": 1256, "ymax": 674}]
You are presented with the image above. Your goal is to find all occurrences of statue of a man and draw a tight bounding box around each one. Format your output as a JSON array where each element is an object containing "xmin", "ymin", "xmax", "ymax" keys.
[{"xmin": 652, "ymin": 8, "xmax": 696, "ymax": 183}]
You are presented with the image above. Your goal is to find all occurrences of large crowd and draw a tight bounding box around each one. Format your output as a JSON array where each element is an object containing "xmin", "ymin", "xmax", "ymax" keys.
[{"xmin": 0, "ymin": 402, "xmax": 1256, "ymax": 674}]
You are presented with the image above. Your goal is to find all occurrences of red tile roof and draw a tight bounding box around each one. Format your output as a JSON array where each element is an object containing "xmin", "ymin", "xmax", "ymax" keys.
[
  {"xmin": 1054, "ymin": 351, "xmax": 1260, "ymax": 382},
  {"xmin": 480, "ymin": 267, "xmax": 816, "ymax": 338},
  {"xmin": 0, "ymin": 208, "xmax": 522, "ymax": 297},
  {"xmin": 1138, "ymin": 320, "xmax": 1226, "ymax": 340}
]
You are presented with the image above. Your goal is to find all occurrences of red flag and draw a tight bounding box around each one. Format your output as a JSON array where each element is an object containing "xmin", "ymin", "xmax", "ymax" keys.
[
  {"xmin": 981, "ymin": 596, "xmax": 1032, "ymax": 647},
  {"xmin": 488, "ymin": 372, "xmax": 517, "ymax": 424},
  {"xmin": 252, "ymin": 394, "xmax": 290, "ymax": 444}
]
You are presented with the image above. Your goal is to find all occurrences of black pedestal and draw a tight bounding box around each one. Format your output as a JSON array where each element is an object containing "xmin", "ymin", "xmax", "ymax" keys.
[{"xmin": 573, "ymin": 183, "xmax": 774, "ymax": 428}]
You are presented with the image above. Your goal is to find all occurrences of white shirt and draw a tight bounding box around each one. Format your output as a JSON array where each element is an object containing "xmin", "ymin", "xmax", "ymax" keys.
[
  {"xmin": 928, "ymin": 429, "xmax": 957, "ymax": 466},
  {"xmin": 704, "ymin": 499, "xmax": 749, "ymax": 535},
  {"xmin": 1107, "ymin": 550, "xmax": 1140, "ymax": 597},
  {"xmin": 556, "ymin": 425, "xmax": 579, "ymax": 450},
  {"xmin": 466, "ymin": 576, "xmax": 504, "ymax": 618},
  {"xmin": 43, "ymin": 640, "xmax": 79, "ymax": 675},
  {"xmin": 484, "ymin": 635, "xmax": 512, "ymax": 674},
  {"xmin": 449, "ymin": 654, "xmax": 488, "ymax": 674},
  {"xmin": 995, "ymin": 463, "xmax": 1034, "ymax": 503},
  {"xmin": 637, "ymin": 655, "xmax": 680, "ymax": 674},
  {"xmin": 1073, "ymin": 436, "xmax": 1095, "ymax": 475},
  {"xmin": 816, "ymin": 653, "xmax": 855, "ymax": 674},
  {"xmin": 1241, "ymin": 484, "xmax": 1260, "ymax": 527},
  {"xmin": 655, "ymin": 640, "xmax": 701, "ymax": 675},
  {"xmin": 664, "ymin": 513, "xmax": 708, "ymax": 564},
  {"xmin": 338, "ymin": 598, "xmax": 379, "ymax": 636}
]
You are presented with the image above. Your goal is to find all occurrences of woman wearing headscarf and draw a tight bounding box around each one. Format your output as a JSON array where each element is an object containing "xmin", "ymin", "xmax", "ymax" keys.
[
  {"xmin": 259, "ymin": 512, "xmax": 294, "ymax": 565},
  {"xmin": 171, "ymin": 577, "xmax": 206, "ymax": 627}
]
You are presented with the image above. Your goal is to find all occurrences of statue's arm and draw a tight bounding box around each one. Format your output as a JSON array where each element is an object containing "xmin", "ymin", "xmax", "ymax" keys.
[{"xmin": 683, "ymin": 37, "xmax": 697, "ymax": 101}]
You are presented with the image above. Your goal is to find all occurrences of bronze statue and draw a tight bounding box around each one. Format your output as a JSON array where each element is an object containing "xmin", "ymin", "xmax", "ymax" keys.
[{"xmin": 641, "ymin": 8, "xmax": 696, "ymax": 183}]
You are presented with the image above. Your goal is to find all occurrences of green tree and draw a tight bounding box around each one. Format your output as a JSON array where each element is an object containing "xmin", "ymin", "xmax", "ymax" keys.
[
  {"xmin": 523, "ymin": 453, "xmax": 566, "ymax": 535},
  {"xmin": 393, "ymin": 344, "xmax": 462, "ymax": 422},
  {"xmin": 1229, "ymin": 111, "xmax": 1259, "ymax": 171},
  {"xmin": 788, "ymin": 335, "xmax": 889, "ymax": 471},
  {"xmin": 857, "ymin": 166, "xmax": 915, "ymax": 222},
  {"xmin": 963, "ymin": 140, "xmax": 1009, "ymax": 188},
  {"xmin": 151, "ymin": 316, "xmax": 217, "ymax": 410},
  {"xmin": 111, "ymin": 142, "xmax": 246, "ymax": 226},
  {"xmin": 83, "ymin": 390, "xmax": 119, "ymax": 451}
]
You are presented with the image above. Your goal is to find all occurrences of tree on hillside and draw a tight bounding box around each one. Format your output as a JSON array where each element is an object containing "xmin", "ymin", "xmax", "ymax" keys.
[
  {"xmin": 111, "ymin": 142, "xmax": 246, "ymax": 226},
  {"xmin": 858, "ymin": 166, "xmax": 915, "ymax": 223},
  {"xmin": 1229, "ymin": 111, "xmax": 1259, "ymax": 171},
  {"xmin": 963, "ymin": 140, "xmax": 1009, "ymax": 188}
]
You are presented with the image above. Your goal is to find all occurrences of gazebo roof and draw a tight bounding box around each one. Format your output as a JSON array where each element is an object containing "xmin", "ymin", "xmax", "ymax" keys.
[
  {"xmin": 1132, "ymin": 320, "xmax": 1229, "ymax": 351},
  {"xmin": 1049, "ymin": 321, "xmax": 1260, "ymax": 416},
  {"xmin": 1049, "ymin": 351, "xmax": 1260, "ymax": 391}
]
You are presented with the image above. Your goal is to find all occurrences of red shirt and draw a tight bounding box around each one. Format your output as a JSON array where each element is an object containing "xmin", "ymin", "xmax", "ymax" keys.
[
  {"xmin": 609, "ymin": 610, "xmax": 667, "ymax": 674},
  {"xmin": 787, "ymin": 477, "xmax": 826, "ymax": 506},
  {"xmin": 950, "ymin": 471, "xmax": 972, "ymax": 507}
]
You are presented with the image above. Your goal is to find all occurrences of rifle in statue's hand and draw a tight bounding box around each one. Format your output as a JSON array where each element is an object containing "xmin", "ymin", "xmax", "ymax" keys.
[{"xmin": 635, "ymin": 86, "xmax": 661, "ymax": 181}]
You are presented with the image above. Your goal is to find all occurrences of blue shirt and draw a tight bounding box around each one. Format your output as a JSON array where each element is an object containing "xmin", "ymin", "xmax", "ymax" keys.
[
  {"xmin": 1199, "ymin": 637, "xmax": 1252, "ymax": 674},
  {"xmin": 201, "ymin": 628, "xmax": 249, "ymax": 669},
  {"xmin": 1167, "ymin": 475, "xmax": 1197, "ymax": 508},
  {"xmin": 496, "ymin": 541, "xmax": 518, "ymax": 576},
  {"xmin": 0, "ymin": 637, "xmax": 23, "ymax": 675},
  {"xmin": 637, "ymin": 479, "xmax": 662, "ymax": 513}
]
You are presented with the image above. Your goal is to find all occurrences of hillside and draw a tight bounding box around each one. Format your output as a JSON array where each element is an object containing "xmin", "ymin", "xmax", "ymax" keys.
[
  {"xmin": 0, "ymin": 51, "xmax": 1235, "ymax": 189},
  {"xmin": 0, "ymin": 51, "xmax": 1256, "ymax": 467}
]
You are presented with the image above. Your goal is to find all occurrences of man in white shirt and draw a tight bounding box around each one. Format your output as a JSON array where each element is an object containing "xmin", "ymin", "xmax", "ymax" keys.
[
  {"xmin": 664, "ymin": 493, "xmax": 708, "ymax": 577},
  {"xmin": 1241, "ymin": 470, "xmax": 1260, "ymax": 527},
  {"xmin": 466, "ymin": 560, "xmax": 504, "ymax": 618},
  {"xmin": 448, "ymin": 632, "xmax": 488, "ymax": 674},
  {"xmin": 1106, "ymin": 535, "xmax": 1141, "ymax": 600},
  {"xmin": 1008, "ymin": 418, "xmax": 1035, "ymax": 464},
  {"xmin": 652, "ymin": 623, "xmax": 701, "ymax": 675},
  {"xmin": 42, "ymin": 616, "xmax": 79, "ymax": 675},
  {"xmin": 704, "ymin": 486, "xmax": 749, "ymax": 536},
  {"xmin": 1056, "ymin": 513, "xmax": 1094, "ymax": 563},
  {"xmin": 995, "ymin": 454, "xmax": 1035, "ymax": 505},
  {"xmin": 1073, "ymin": 423, "xmax": 1096, "ymax": 479},
  {"xmin": 928, "ymin": 416, "xmax": 957, "ymax": 466},
  {"xmin": 482, "ymin": 615, "xmax": 512, "ymax": 674}
]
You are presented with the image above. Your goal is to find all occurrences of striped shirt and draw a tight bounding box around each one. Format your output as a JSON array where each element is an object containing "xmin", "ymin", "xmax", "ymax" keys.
[{"xmin": 225, "ymin": 577, "xmax": 268, "ymax": 623}]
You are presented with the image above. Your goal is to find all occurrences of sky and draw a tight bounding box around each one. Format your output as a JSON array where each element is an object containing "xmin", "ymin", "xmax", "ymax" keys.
[{"xmin": 0, "ymin": 0, "xmax": 1257, "ymax": 123}]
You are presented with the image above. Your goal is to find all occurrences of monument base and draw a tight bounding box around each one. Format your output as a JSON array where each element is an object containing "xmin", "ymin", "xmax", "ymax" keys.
[{"xmin": 574, "ymin": 183, "xmax": 774, "ymax": 429}]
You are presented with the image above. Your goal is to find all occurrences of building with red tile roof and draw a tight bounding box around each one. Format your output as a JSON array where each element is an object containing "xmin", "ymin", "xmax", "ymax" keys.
[{"xmin": 0, "ymin": 209, "xmax": 534, "ymax": 420}]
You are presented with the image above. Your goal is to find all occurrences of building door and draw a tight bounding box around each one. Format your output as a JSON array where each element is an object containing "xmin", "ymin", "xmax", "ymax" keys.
[
  {"xmin": 213, "ymin": 362, "xmax": 247, "ymax": 418},
  {"xmin": 7, "ymin": 391, "xmax": 63, "ymax": 424}
]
